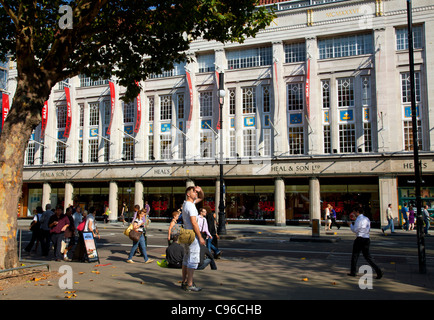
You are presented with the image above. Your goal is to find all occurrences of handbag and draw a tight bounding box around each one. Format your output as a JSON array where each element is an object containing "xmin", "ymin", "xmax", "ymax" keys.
[
  {"xmin": 124, "ymin": 223, "xmax": 133, "ymax": 237},
  {"xmin": 129, "ymin": 229, "xmax": 142, "ymax": 242},
  {"xmin": 177, "ymin": 227, "xmax": 196, "ymax": 245}
]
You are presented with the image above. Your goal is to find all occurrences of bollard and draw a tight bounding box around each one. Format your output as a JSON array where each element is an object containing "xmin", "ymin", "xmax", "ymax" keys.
[{"xmin": 312, "ymin": 219, "xmax": 320, "ymax": 237}]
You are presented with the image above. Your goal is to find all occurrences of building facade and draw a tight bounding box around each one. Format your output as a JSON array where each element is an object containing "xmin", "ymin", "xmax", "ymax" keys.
[{"xmin": 4, "ymin": 0, "xmax": 434, "ymax": 226}]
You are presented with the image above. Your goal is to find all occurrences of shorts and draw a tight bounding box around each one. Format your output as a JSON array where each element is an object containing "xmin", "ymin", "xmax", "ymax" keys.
[{"xmin": 182, "ymin": 237, "xmax": 200, "ymax": 269}]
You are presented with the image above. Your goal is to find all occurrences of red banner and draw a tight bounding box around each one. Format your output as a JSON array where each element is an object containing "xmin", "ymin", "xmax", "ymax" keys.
[
  {"xmin": 2, "ymin": 93, "xmax": 9, "ymax": 128},
  {"xmin": 186, "ymin": 71, "xmax": 193, "ymax": 129},
  {"xmin": 215, "ymin": 71, "xmax": 221, "ymax": 130},
  {"xmin": 305, "ymin": 59, "xmax": 311, "ymax": 120},
  {"xmin": 41, "ymin": 101, "xmax": 48, "ymax": 139},
  {"xmin": 64, "ymin": 86, "xmax": 72, "ymax": 138},
  {"xmin": 107, "ymin": 81, "xmax": 115, "ymax": 135},
  {"xmin": 134, "ymin": 81, "xmax": 141, "ymax": 133}
]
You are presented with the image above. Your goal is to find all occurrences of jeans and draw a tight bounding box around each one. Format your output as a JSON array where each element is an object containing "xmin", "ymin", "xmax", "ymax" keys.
[
  {"xmin": 424, "ymin": 219, "xmax": 430, "ymax": 235},
  {"xmin": 350, "ymin": 237, "xmax": 381, "ymax": 276},
  {"xmin": 128, "ymin": 233, "xmax": 149, "ymax": 261},
  {"xmin": 382, "ymin": 218, "xmax": 394, "ymax": 233},
  {"xmin": 206, "ymin": 237, "xmax": 220, "ymax": 255}
]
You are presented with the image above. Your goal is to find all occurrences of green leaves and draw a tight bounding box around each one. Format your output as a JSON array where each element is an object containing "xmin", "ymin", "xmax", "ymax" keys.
[{"xmin": 0, "ymin": 0, "xmax": 275, "ymax": 101}]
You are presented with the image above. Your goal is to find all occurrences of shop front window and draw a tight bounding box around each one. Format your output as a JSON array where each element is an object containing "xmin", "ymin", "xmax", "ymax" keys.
[{"xmin": 225, "ymin": 184, "xmax": 275, "ymax": 221}]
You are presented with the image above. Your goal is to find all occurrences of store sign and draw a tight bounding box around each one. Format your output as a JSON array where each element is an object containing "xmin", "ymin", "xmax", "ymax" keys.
[{"xmin": 271, "ymin": 164, "xmax": 321, "ymax": 174}]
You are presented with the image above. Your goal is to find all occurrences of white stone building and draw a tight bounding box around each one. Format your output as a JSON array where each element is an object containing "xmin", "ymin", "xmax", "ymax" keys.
[{"xmin": 2, "ymin": 0, "xmax": 433, "ymax": 227}]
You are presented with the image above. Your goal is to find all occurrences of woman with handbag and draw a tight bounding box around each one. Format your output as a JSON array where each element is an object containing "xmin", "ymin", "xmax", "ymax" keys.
[{"xmin": 126, "ymin": 209, "xmax": 154, "ymax": 264}]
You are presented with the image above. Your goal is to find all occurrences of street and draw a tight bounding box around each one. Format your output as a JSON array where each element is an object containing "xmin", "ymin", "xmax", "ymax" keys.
[{"xmin": 4, "ymin": 220, "xmax": 434, "ymax": 305}]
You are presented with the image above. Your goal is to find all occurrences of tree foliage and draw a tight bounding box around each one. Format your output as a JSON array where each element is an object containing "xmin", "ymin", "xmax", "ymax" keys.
[{"xmin": 0, "ymin": 0, "xmax": 275, "ymax": 101}]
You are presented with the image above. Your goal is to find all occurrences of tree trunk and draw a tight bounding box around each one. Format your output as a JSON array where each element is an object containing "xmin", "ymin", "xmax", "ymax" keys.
[{"xmin": 0, "ymin": 79, "xmax": 47, "ymax": 270}]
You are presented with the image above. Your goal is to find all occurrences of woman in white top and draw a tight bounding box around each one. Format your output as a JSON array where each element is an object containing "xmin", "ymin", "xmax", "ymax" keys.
[{"xmin": 126, "ymin": 209, "xmax": 154, "ymax": 264}]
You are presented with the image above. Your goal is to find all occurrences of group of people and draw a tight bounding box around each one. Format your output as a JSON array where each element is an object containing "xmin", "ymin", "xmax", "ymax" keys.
[
  {"xmin": 324, "ymin": 203, "xmax": 341, "ymax": 230},
  {"xmin": 25, "ymin": 203, "xmax": 99, "ymax": 262},
  {"xmin": 382, "ymin": 202, "xmax": 431, "ymax": 235}
]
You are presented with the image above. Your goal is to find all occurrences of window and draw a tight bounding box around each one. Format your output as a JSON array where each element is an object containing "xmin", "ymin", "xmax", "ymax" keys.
[
  {"xmin": 200, "ymin": 91, "xmax": 213, "ymax": 117},
  {"xmin": 242, "ymin": 87, "xmax": 256, "ymax": 114},
  {"xmin": 401, "ymin": 72, "xmax": 423, "ymax": 151},
  {"xmin": 287, "ymin": 83, "xmax": 304, "ymax": 111},
  {"xmin": 160, "ymin": 95, "xmax": 172, "ymax": 120},
  {"xmin": 363, "ymin": 122, "xmax": 373, "ymax": 152},
  {"xmin": 321, "ymin": 80, "xmax": 330, "ymax": 109},
  {"xmin": 243, "ymin": 129, "xmax": 257, "ymax": 157},
  {"xmin": 339, "ymin": 123, "xmax": 356, "ymax": 153},
  {"xmin": 122, "ymin": 137, "xmax": 134, "ymax": 161},
  {"xmin": 262, "ymin": 85, "xmax": 271, "ymax": 113},
  {"xmin": 177, "ymin": 133, "xmax": 185, "ymax": 160},
  {"xmin": 123, "ymin": 101, "xmax": 135, "ymax": 123},
  {"xmin": 88, "ymin": 139, "xmax": 99, "ymax": 162},
  {"xmin": 230, "ymin": 130, "xmax": 236, "ymax": 158},
  {"xmin": 323, "ymin": 125, "xmax": 331, "ymax": 154},
  {"xmin": 401, "ymin": 72, "xmax": 421, "ymax": 103},
  {"xmin": 55, "ymin": 142, "xmax": 66, "ymax": 163},
  {"xmin": 89, "ymin": 103, "xmax": 100, "ymax": 126},
  {"xmin": 148, "ymin": 135, "xmax": 154, "ymax": 160},
  {"xmin": 104, "ymin": 140, "xmax": 110, "ymax": 162},
  {"xmin": 103, "ymin": 101, "xmax": 111, "ymax": 126},
  {"xmin": 403, "ymin": 120, "xmax": 422, "ymax": 151},
  {"xmin": 288, "ymin": 127, "xmax": 304, "ymax": 155},
  {"xmin": 79, "ymin": 74, "xmax": 109, "ymax": 87},
  {"xmin": 200, "ymin": 131, "xmax": 213, "ymax": 158},
  {"xmin": 197, "ymin": 54, "xmax": 215, "ymax": 73},
  {"xmin": 79, "ymin": 104, "xmax": 84, "ymax": 127},
  {"xmin": 148, "ymin": 97, "xmax": 155, "ymax": 121},
  {"xmin": 263, "ymin": 128, "xmax": 272, "ymax": 157},
  {"xmin": 25, "ymin": 142, "xmax": 36, "ymax": 165},
  {"xmin": 78, "ymin": 140, "xmax": 83, "ymax": 163},
  {"xmin": 319, "ymin": 34, "xmax": 373, "ymax": 59},
  {"xmin": 57, "ymin": 105, "xmax": 67, "ymax": 128},
  {"xmin": 177, "ymin": 94, "xmax": 184, "ymax": 119},
  {"xmin": 396, "ymin": 25, "xmax": 423, "ymax": 51},
  {"xmin": 229, "ymin": 89, "xmax": 236, "ymax": 115},
  {"xmin": 337, "ymin": 78, "xmax": 354, "ymax": 108},
  {"xmin": 284, "ymin": 42, "xmax": 306, "ymax": 63},
  {"xmin": 227, "ymin": 46, "xmax": 272, "ymax": 70},
  {"xmin": 149, "ymin": 61, "xmax": 186, "ymax": 79},
  {"xmin": 160, "ymin": 135, "xmax": 172, "ymax": 160}
]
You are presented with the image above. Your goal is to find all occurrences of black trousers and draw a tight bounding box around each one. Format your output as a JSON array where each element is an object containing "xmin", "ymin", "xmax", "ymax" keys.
[{"xmin": 350, "ymin": 237, "xmax": 381, "ymax": 276}]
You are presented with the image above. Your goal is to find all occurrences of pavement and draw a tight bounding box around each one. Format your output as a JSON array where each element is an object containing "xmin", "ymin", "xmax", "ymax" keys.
[{"xmin": 2, "ymin": 220, "xmax": 434, "ymax": 306}]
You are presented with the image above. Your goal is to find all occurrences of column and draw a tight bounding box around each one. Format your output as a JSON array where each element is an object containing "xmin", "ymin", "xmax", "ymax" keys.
[
  {"xmin": 379, "ymin": 175, "xmax": 398, "ymax": 227},
  {"xmin": 109, "ymin": 181, "xmax": 118, "ymax": 222},
  {"xmin": 64, "ymin": 182, "xmax": 74, "ymax": 213},
  {"xmin": 309, "ymin": 177, "xmax": 321, "ymax": 223},
  {"xmin": 134, "ymin": 180, "xmax": 144, "ymax": 210},
  {"xmin": 42, "ymin": 182, "xmax": 51, "ymax": 210},
  {"xmin": 274, "ymin": 177, "xmax": 285, "ymax": 226}
]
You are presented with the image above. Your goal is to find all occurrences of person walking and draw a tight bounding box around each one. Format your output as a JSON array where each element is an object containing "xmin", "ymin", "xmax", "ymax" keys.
[
  {"xmin": 25, "ymin": 206, "xmax": 43, "ymax": 253},
  {"xmin": 206, "ymin": 209, "xmax": 221, "ymax": 258},
  {"xmin": 408, "ymin": 205, "xmax": 415, "ymax": 231},
  {"xmin": 347, "ymin": 207, "xmax": 383, "ymax": 279},
  {"xmin": 181, "ymin": 185, "xmax": 205, "ymax": 292},
  {"xmin": 329, "ymin": 205, "xmax": 340, "ymax": 230},
  {"xmin": 40, "ymin": 204, "xmax": 54, "ymax": 256},
  {"xmin": 126, "ymin": 209, "xmax": 154, "ymax": 264},
  {"xmin": 324, "ymin": 203, "xmax": 332, "ymax": 231},
  {"xmin": 401, "ymin": 202, "xmax": 409, "ymax": 231},
  {"xmin": 381, "ymin": 204, "xmax": 395, "ymax": 234},
  {"xmin": 423, "ymin": 205, "xmax": 431, "ymax": 236}
]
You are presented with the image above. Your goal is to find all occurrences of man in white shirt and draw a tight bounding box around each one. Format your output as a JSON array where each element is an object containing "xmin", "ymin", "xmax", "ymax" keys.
[
  {"xmin": 347, "ymin": 207, "xmax": 383, "ymax": 279},
  {"xmin": 181, "ymin": 186, "xmax": 205, "ymax": 292}
]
